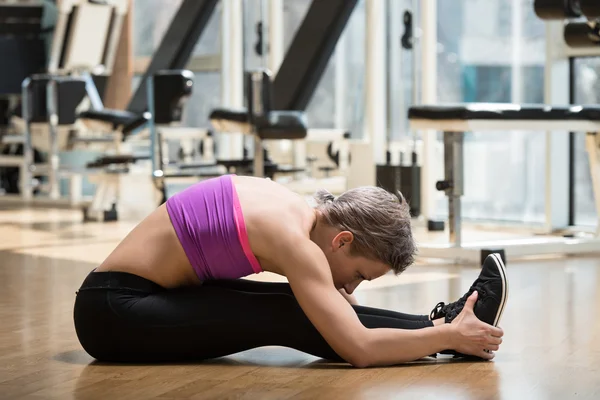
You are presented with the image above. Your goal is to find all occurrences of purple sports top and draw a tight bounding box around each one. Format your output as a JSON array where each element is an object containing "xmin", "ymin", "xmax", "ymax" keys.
[{"xmin": 165, "ymin": 175, "xmax": 263, "ymax": 281}]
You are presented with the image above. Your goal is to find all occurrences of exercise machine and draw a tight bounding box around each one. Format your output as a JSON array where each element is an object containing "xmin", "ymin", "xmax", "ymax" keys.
[
  {"xmin": 535, "ymin": 0, "xmax": 600, "ymax": 49},
  {"xmin": 404, "ymin": 1, "xmax": 600, "ymax": 264},
  {"xmin": 210, "ymin": 69, "xmax": 308, "ymax": 178},
  {"xmin": 147, "ymin": 70, "xmax": 220, "ymax": 204},
  {"xmin": 209, "ymin": 68, "xmax": 356, "ymax": 194},
  {"xmin": 408, "ymin": 104, "xmax": 600, "ymax": 264},
  {"xmin": 0, "ymin": 0, "xmax": 134, "ymax": 216}
]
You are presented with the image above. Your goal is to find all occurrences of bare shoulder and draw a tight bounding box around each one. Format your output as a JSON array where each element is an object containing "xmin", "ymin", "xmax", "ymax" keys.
[{"xmin": 232, "ymin": 176, "xmax": 317, "ymax": 272}]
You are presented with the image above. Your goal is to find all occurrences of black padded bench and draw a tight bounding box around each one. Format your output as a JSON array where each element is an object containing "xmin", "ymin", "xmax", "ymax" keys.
[
  {"xmin": 408, "ymin": 103, "xmax": 600, "ymax": 121},
  {"xmin": 79, "ymin": 109, "xmax": 150, "ymax": 137},
  {"xmin": 407, "ymin": 102, "xmax": 600, "ymax": 264},
  {"xmin": 86, "ymin": 154, "xmax": 149, "ymax": 169},
  {"xmin": 209, "ymin": 70, "xmax": 308, "ymax": 177},
  {"xmin": 409, "ymin": 103, "xmax": 600, "ymax": 133},
  {"xmin": 209, "ymin": 109, "xmax": 308, "ymax": 140}
]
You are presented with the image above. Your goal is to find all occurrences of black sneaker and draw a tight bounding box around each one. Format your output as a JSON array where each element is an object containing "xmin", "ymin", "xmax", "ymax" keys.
[{"xmin": 430, "ymin": 253, "xmax": 508, "ymax": 357}]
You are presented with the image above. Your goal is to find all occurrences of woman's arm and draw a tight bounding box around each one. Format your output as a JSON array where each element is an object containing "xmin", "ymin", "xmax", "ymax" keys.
[{"xmin": 271, "ymin": 234, "xmax": 457, "ymax": 367}]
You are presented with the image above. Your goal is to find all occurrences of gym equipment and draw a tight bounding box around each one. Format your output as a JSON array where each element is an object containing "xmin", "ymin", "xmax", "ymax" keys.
[
  {"xmin": 564, "ymin": 20, "xmax": 600, "ymax": 48},
  {"xmin": 581, "ymin": 0, "xmax": 600, "ymax": 18},
  {"xmin": 210, "ymin": 69, "xmax": 308, "ymax": 178},
  {"xmin": 376, "ymin": 154, "xmax": 421, "ymax": 217},
  {"xmin": 0, "ymin": 143, "xmax": 45, "ymax": 195},
  {"xmin": 376, "ymin": 8, "xmax": 421, "ymax": 217},
  {"xmin": 20, "ymin": 74, "xmax": 88, "ymax": 200},
  {"xmin": 147, "ymin": 70, "xmax": 219, "ymax": 203},
  {"xmin": 0, "ymin": 1, "xmax": 51, "ymax": 97},
  {"xmin": 534, "ymin": 0, "xmax": 600, "ymax": 49},
  {"xmin": 0, "ymin": 1, "xmax": 52, "ymax": 187},
  {"xmin": 534, "ymin": 0, "xmax": 582, "ymax": 20},
  {"xmin": 408, "ymin": 103, "xmax": 600, "ymax": 264},
  {"xmin": 0, "ymin": 0, "xmax": 134, "ymax": 218}
]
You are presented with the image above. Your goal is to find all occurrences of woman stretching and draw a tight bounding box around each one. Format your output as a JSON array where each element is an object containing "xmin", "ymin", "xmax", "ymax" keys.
[{"xmin": 74, "ymin": 174, "xmax": 507, "ymax": 367}]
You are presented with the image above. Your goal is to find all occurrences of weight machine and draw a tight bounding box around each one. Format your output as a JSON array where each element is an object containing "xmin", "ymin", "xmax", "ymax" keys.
[{"xmin": 0, "ymin": 0, "xmax": 134, "ymax": 219}]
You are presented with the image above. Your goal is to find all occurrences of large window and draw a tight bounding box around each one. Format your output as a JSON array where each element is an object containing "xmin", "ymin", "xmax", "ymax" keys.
[
  {"xmin": 305, "ymin": 1, "xmax": 365, "ymax": 135},
  {"xmin": 573, "ymin": 58, "xmax": 600, "ymax": 227},
  {"xmin": 436, "ymin": 0, "xmax": 547, "ymax": 223}
]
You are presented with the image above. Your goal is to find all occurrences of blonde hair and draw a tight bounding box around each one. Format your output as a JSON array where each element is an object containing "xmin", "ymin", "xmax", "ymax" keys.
[{"xmin": 314, "ymin": 186, "xmax": 416, "ymax": 274}]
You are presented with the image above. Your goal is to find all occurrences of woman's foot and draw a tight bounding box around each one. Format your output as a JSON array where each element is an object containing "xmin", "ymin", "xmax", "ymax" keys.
[{"xmin": 430, "ymin": 253, "xmax": 508, "ymax": 358}]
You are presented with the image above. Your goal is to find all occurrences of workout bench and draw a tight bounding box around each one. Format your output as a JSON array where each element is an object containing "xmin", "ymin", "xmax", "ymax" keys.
[
  {"xmin": 409, "ymin": 103, "xmax": 600, "ymax": 264},
  {"xmin": 209, "ymin": 69, "xmax": 308, "ymax": 178}
]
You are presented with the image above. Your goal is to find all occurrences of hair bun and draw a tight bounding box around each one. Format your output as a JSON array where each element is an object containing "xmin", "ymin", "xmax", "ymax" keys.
[
  {"xmin": 395, "ymin": 190, "xmax": 405, "ymax": 204},
  {"xmin": 314, "ymin": 189, "xmax": 336, "ymax": 205}
]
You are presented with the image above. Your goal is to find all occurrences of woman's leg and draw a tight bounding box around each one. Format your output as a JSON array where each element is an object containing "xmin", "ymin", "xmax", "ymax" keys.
[
  {"xmin": 74, "ymin": 273, "xmax": 433, "ymax": 363},
  {"xmin": 205, "ymin": 279, "xmax": 431, "ymax": 323}
]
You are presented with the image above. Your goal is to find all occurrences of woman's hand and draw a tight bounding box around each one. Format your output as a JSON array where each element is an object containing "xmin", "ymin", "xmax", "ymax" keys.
[{"xmin": 449, "ymin": 291, "xmax": 504, "ymax": 360}]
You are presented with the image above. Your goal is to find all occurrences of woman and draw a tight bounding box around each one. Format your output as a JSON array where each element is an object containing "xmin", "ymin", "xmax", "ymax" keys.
[{"xmin": 74, "ymin": 174, "xmax": 507, "ymax": 367}]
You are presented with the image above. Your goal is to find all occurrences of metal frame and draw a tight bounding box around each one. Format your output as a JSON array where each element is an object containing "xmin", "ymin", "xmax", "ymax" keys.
[
  {"xmin": 0, "ymin": 0, "xmax": 129, "ymax": 213},
  {"xmin": 147, "ymin": 73, "xmax": 215, "ymax": 198},
  {"xmin": 409, "ymin": 117, "xmax": 600, "ymax": 264},
  {"xmin": 544, "ymin": 22, "xmax": 572, "ymax": 233},
  {"xmin": 587, "ymin": 131, "xmax": 600, "ymax": 236},
  {"xmin": 249, "ymin": 71, "xmax": 267, "ymax": 178}
]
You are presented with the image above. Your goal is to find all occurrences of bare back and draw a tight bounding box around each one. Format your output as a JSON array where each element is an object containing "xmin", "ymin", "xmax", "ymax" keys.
[{"xmin": 96, "ymin": 176, "xmax": 315, "ymax": 288}]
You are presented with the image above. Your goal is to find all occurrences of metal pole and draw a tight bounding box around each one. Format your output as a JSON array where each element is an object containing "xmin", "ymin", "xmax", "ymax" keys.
[
  {"xmin": 335, "ymin": 31, "xmax": 347, "ymax": 130},
  {"xmin": 251, "ymin": 71, "xmax": 265, "ymax": 177},
  {"xmin": 445, "ymin": 132, "xmax": 464, "ymax": 247},
  {"xmin": 365, "ymin": 0, "xmax": 388, "ymax": 168},
  {"xmin": 146, "ymin": 76, "xmax": 160, "ymax": 177},
  {"xmin": 419, "ymin": 0, "xmax": 438, "ymax": 222},
  {"xmin": 220, "ymin": 0, "xmax": 244, "ymax": 160},
  {"xmin": 544, "ymin": 21, "xmax": 570, "ymax": 232},
  {"xmin": 511, "ymin": 0, "xmax": 523, "ymax": 104},
  {"xmin": 20, "ymin": 78, "xmax": 33, "ymax": 202},
  {"xmin": 267, "ymin": 0, "xmax": 294, "ymax": 171},
  {"xmin": 46, "ymin": 79, "xmax": 60, "ymax": 200},
  {"xmin": 386, "ymin": 0, "xmax": 403, "ymax": 148},
  {"xmin": 585, "ymin": 132, "xmax": 600, "ymax": 236},
  {"xmin": 268, "ymin": 0, "xmax": 283, "ymax": 73}
]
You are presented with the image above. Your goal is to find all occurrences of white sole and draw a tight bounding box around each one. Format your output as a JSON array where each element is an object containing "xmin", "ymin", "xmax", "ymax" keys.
[{"xmin": 489, "ymin": 253, "xmax": 508, "ymax": 327}]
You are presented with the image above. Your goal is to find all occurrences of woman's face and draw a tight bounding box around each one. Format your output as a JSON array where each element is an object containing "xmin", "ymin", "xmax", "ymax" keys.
[{"xmin": 326, "ymin": 232, "xmax": 391, "ymax": 294}]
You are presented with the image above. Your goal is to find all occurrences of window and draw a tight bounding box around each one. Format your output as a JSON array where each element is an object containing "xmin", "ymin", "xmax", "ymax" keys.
[
  {"xmin": 435, "ymin": 0, "xmax": 547, "ymax": 224},
  {"xmin": 304, "ymin": 1, "xmax": 365, "ymax": 133}
]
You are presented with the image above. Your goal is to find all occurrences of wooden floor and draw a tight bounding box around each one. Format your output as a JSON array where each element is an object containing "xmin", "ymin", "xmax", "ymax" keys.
[{"xmin": 2, "ymin": 207, "xmax": 600, "ymax": 399}]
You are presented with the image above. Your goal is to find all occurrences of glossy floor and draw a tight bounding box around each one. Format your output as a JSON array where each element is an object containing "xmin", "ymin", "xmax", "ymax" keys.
[{"xmin": 1, "ymin": 207, "xmax": 599, "ymax": 399}]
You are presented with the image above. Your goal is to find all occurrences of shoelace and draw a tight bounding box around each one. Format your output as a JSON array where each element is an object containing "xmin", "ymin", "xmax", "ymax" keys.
[{"xmin": 430, "ymin": 281, "xmax": 487, "ymax": 322}]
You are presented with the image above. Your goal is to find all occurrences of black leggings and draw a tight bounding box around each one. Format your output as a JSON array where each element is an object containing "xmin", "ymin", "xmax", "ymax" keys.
[{"xmin": 73, "ymin": 271, "xmax": 433, "ymax": 363}]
